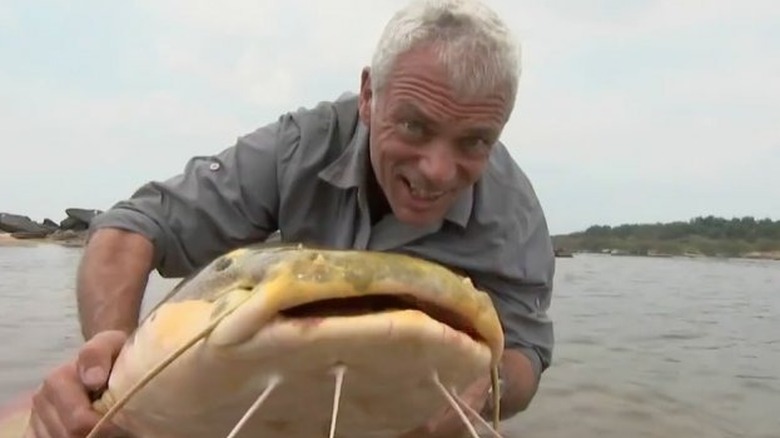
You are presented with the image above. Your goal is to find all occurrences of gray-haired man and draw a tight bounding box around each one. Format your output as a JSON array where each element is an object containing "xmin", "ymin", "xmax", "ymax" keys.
[{"xmin": 27, "ymin": 1, "xmax": 554, "ymax": 437}]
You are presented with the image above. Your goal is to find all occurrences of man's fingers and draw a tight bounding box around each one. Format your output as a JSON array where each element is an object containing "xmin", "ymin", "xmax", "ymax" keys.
[
  {"xmin": 75, "ymin": 330, "xmax": 129, "ymax": 438},
  {"xmin": 77, "ymin": 330, "xmax": 127, "ymax": 390},
  {"xmin": 398, "ymin": 377, "xmax": 493, "ymax": 438},
  {"xmin": 66, "ymin": 397, "xmax": 127, "ymax": 438},
  {"xmin": 29, "ymin": 387, "xmax": 72, "ymax": 438},
  {"xmin": 27, "ymin": 413, "xmax": 53, "ymax": 438},
  {"xmin": 40, "ymin": 362, "xmax": 103, "ymax": 437},
  {"xmin": 23, "ymin": 331, "xmax": 128, "ymax": 438}
]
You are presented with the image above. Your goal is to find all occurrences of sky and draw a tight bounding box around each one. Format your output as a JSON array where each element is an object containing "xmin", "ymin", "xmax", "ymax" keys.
[{"xmin": 0, "ymin": 0, "xmax": 778, "ymax": 235}]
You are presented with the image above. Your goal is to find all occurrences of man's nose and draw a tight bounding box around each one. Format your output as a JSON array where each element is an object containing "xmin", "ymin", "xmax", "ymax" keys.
[{"xmin": 418, "ymin": 141, "xmax": 457, "ymax": 187}]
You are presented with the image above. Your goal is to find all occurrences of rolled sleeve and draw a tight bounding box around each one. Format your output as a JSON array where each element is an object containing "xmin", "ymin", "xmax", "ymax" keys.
[
  {"xmin": 90, "ymin": 119, "xmax": 293, "ymax": 277},
  {"xmin": 467, "ymin": 189, "xmax": 556, "ymax": 379},
  {"xmin": 492, "ymin": 212, "xmax": 555, "ymax": 378}
]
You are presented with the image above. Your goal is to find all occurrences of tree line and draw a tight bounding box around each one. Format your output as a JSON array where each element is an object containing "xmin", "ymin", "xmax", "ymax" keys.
[{"xmin": 553, "ymin": 216, "xmax": 780, "ymax": 258}]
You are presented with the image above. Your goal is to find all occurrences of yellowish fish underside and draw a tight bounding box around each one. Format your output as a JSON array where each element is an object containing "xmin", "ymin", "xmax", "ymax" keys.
[{"xmin": 76, "ymin": 244, "xmax": 506, "ymax": 438}]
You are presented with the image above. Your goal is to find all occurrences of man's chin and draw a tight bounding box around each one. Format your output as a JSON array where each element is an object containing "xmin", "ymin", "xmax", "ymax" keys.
[{"xmin": 391, "ymin": 204, "xmax": 447, "ymax": 228}]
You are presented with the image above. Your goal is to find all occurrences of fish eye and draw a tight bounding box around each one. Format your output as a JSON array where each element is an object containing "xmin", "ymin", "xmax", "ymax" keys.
[{"xmin": 214, "ymin": 256, "xmax": 233, "ymax": 272}]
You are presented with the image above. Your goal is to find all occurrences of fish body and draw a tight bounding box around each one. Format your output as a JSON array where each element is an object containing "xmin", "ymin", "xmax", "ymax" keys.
[{"xmin": 87, "ymin": 244, "xmax": 505, "ymax": 437}]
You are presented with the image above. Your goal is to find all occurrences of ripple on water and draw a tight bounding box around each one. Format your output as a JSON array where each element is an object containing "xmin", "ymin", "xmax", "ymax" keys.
[
  {"xmin": 658, "ymin": 331, "xmax": 706, "ymax": 341},
  {"xmin": 499, "ymin": 377, "xmax": 741, "ymax": 438},
  {"xmin": 736, "ymin": 374, "xmax": 780, "ymax": 394}
]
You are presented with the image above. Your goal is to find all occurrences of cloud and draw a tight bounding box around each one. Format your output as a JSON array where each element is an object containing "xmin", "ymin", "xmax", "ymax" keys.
[
  {"xmin": 488, "ymin": 0, "xmax": 780, "ymax": 232},
  {"xmin": 0, "ymin": 0, "xmax": 777, "ymax": 233},
  {"xmin": 0, "ymin": 3, "xmax": 12, "ymax": 28},
  {"xmin": 140, "ymin": 0, "xmax": 401, "ymax": 109},
  {"xmin": 504, "ymin": 2, "xmax": 779, "ymax": 160},
  {"xmin": 0, "ymin": 72, "xmax": 251, "ymax": 221}
]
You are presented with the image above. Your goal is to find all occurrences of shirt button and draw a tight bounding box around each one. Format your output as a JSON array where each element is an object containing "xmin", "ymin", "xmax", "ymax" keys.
[{"xmin": 209, "ymin": 162, "xmax": 220, "ymax": 171}]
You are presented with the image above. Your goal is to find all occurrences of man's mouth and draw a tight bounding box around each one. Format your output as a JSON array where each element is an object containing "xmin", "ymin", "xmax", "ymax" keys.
[{"xmin": 401, "ymin": 176, "xmax": 446, "ymax": 202}]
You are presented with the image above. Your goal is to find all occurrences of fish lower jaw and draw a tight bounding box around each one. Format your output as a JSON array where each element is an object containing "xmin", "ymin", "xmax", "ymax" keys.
[
  {"xmin": 209, "ymin": 293, "xmax": 491, "ymax": 351},
  {"xmin": 221, "ymin": 309, "xmax": 491, "ymax": 362},
  {"xmin": 103, "ymin": 311, "xmax": 493, "ymax": 438}
]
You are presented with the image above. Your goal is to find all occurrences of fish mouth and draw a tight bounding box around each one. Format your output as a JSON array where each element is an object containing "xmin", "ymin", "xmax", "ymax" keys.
[
  {"xmin": 277, "ymin": 294, "xmax": 485, "ymax": 344},
  {"xmin": 181, "ymin": 247, "xmax": 504, "ymax": 364}
]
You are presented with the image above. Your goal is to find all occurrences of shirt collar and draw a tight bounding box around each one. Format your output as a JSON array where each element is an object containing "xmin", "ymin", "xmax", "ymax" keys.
[{"xmin": 318, "ymin": 122, "xmax": 474, "ymax": 229}]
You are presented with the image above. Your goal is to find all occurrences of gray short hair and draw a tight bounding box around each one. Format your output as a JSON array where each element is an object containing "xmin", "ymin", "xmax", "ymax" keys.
[{"xmin": 370, "ymin": 0, "xmax": 521, "ymax": 113}]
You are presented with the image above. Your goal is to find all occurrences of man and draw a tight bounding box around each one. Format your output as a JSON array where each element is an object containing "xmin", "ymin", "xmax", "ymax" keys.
[{"xmin": 25, "ymin": 0, "xmax": 555, "ymax": 437}]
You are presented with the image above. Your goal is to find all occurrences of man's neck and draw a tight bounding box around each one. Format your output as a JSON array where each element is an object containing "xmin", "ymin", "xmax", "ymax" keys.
[{"xmin": 364, "ymin": 158, "xmax": 391, "ymax": 225}]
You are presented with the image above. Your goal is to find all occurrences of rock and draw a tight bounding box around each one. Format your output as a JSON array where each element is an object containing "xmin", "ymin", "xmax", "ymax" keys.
[
  {"xmin": 10, "ymin": 231, "xmax": 51, "ymax": 239},
  {"xmin": 48, "ymin": 229, "xmax": 88, "ymax": 246},
  {"xmin": 0, "ymin": 212, "xmax": 55, "ymax": 235},
  {"xmin": 42, "ymin": 218, "xmax": 59, "ymax": 230},
  {"xmin": 0, "ymin": 208, "xmax": 101, "ymax": 248},
  {"xmin": 60, "ymin": 208, "xmax": 103, "ymax": 231},
  {"xmin": 66, "ymin": 208, "xmax": 102, "ymax": 225},
  {"xmin": 59, "ymin": 216, "xmax": 88, "ymax": 231},
  {"xmin": 48, "ymin": 229, "xmax": 84, "ymax": 240}
]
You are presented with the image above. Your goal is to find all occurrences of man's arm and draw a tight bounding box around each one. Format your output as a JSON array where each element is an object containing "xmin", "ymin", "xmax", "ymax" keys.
[
  {"xmin": 470, "ymin": 158, "xmax": 557, "ymax": 421},
  {"xmin": 470, "ymin": 227, "xmax": 554, "ymax": 422},
  {"xmin": 481, "ymin": 254, "xmax": 554, "ymax": 422},
  {"xmin": 76, "ymin": 110, "xmax": 308, "ymax": 337},
  {"xmin": 76, "ymin": 227, "xmax": 155, "ymax": 339},
  {"xmin": 496, "ymin": 348, "xmax": 540, "ymax": 418}
]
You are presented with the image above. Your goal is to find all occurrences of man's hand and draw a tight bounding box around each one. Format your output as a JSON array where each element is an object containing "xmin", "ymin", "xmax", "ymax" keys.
[
  {"xmin": 399, "ymin": 348, "xmax": 542, "ymax": 437},
  {"xmin": 25, "ymin": 331, "xmax": 128, "ymax": 438},
  {"xmin": 399, "ymin": 376, "xmax": 491, "ymax": 438}
]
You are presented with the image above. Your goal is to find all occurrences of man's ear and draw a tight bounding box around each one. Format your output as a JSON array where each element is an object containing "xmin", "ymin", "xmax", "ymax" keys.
[{"xmin": 358, "ymin": 67, "xmax": 372, "ymax": 126}]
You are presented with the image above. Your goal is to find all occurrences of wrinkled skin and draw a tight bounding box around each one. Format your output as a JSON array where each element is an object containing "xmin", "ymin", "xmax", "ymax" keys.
[{"xmin": 359, "ymin": 42, "xmax": 510, "ymax": 228}]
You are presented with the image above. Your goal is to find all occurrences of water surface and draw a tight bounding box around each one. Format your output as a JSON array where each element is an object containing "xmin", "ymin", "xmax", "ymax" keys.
[{"xmin": 0, "ymin": 246, "xmax": 777, "ymax": 437}]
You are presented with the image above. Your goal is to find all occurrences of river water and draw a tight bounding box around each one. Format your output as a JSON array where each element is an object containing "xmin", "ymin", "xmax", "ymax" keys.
[{"xmin": 0, "ymin": 244, "xmax": 777, "ymax": 437}]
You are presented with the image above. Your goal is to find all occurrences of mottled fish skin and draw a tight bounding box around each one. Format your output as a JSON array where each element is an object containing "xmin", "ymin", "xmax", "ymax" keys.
[
  {"xmin": 149, "ymin": 242, "xmax": 496, "ymax": 323},
  {"xmin": 142, "ymin": 243, "xmax": 304, "ymax": 315},
  {"xmin": 133, "ymin": 242, "xmax": 504, "ymax": 365}
]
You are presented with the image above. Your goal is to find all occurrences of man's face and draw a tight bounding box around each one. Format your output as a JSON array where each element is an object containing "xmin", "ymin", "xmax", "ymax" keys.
[{"xmin": 359, "ymin": 44, "xmax": 511, "ymax": 227}]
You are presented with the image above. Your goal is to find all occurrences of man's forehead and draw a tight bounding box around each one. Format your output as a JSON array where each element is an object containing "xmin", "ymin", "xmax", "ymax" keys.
[
  {"xmin": 389, "ymin": 97, "xmax": 507, "ymax": 131},
  {"xmin": 393, "ymin": 100, "xmax": 428, "ymax": 117}
]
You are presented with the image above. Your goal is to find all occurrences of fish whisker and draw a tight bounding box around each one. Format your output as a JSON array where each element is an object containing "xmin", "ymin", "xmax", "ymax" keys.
[
  {"xmin": 431, "ymin": 371, "xmax": 480, "ymax": 438},
  {"xmin": 448, "ymin": 389, "xmax": 504, "ymax": 438},
  {"xmin": 225, "ymin": 375, "xmax": 282, "ymax": 438},
  {"xmin": 328, "ymin": 363, "xmax": 347, "ymax": 438},
  {"xmin": 86, "ymin": 289, "xmax": 256, "ymax": 438}
]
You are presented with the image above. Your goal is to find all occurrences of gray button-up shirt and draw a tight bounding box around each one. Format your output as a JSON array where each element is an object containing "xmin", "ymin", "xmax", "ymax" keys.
[{"xmin": 90, "ymin": 92, "xmax": 555, "ymax": 377}]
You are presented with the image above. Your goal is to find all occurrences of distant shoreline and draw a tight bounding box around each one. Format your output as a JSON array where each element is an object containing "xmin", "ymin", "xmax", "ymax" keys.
[
  {"xmin": 552, "ymin": 216, "xmax": 780, "ymax": 261},
  {"xmin": 3, "ymin": 233, "xmax": 778, "ymax": 262},
  {"xmin": 555, "ymin": 248, "xmax": 780, "ymax": 261},
  {"xmin": 0, "ymin": 232, "xmax": 86, "ymax": 248}
]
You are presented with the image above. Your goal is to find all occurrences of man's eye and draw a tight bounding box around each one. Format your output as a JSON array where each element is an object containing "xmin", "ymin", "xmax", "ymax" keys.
[
  {"xmin": 460, "ymin": 137, "xmax": 490, "ymax": 152},
  {"xmin": 400, "ymin": 120, "xmax": 425, "ymax": 135}
]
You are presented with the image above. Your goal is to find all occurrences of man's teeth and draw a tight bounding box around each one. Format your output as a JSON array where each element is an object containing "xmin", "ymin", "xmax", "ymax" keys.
[{"xmin": 408, "ymin": 182, "xmax": 445, "ymax": 199}]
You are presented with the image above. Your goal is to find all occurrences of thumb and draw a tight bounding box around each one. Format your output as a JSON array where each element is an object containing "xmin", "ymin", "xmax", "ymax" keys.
[{"xmin": 77, "ymin": 330, "xmax": 128, "ymax": 391}]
